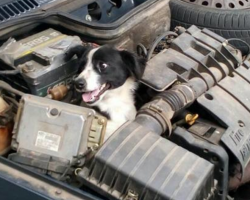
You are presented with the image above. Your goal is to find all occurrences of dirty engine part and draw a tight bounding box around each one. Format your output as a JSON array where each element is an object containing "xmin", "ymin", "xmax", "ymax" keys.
[
  {"xmin": 78, "ymin": 121, "xmax": 216, "ymax": 200},
  {"xmin": 9, "ymin": 95, "xmax": 107, "ymax": 180},
  {"xmin": 78, "ymin": 25, "xmax": 250, "ymax": 200},
  {"xmin": 140, "ymin": 25, "xmax": 250, "ymax": 199},
  {"xmin": 0, "ymin": 29, "xmax": 83, "ymax": 97}
]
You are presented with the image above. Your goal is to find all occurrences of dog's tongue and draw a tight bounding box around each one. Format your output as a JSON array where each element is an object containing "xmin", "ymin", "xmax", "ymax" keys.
[{"xmin": 82, "ymin": 89, "xmax": 100, "ymax": 102}]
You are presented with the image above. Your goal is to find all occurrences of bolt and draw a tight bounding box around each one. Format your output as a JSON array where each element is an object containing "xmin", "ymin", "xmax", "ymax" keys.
[
  {"xmin": 125, "ymin": 190, "xmax": 138, "ymax": 200},
  {"xmin": 26, "ymin": 61, "xmax": 33, "ymax": 69},
  {"xmin": 22, "ymin": 61, "xmax": 35, "ymax": 73},
  {"xmin": 86, "ymin": 15, "xmax": 92, "ymax": 21},
  {"xmin": 92, "ymin": 144, "xmax": 99, "ymax": 151},
  {"xmin": 215, "ymin": 130, "xmax": 220, "ymax": 135},
  {"xmin": 98, "ymin": 118, "xmax": 105, "ymax": 125},
  {"xmin": 50, "ymin": 108, "xmax": 59, "ymax": 116},
  {"xmin": 55, "ymin": 190, "xmax": 62, "ymax": 195}
]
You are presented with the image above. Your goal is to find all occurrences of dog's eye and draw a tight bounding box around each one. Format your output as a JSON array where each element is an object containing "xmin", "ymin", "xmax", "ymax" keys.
[{"xmin": 99, "ymin": 62, "xmax": 108, "ymax": 71}]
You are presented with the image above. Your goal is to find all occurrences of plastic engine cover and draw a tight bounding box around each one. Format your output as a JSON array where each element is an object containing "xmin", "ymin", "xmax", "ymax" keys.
[
  {"xmin": 78, "ymin": 122, "xmax": 215, "ymax": 200},
  {"xmin": 141, "ymin": 25, "xmax": 250, "ymax": 199}
]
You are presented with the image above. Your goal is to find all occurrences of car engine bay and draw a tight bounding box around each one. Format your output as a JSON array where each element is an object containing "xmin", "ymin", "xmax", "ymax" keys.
[{"xmin": 0, "ymin": 1, "xmax": 250, "ymax": 200}]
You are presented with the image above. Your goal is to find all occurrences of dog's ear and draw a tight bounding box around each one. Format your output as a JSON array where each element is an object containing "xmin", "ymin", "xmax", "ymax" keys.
[
  {"xmin": 64, "ymin": 45, "xmax": 88, "ymax": 61},
  {"xmin": 120, "ymin": 50, "xmax": 147, "ymax": 80}
]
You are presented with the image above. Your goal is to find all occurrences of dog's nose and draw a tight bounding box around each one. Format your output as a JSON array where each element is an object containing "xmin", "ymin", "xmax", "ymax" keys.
[{"xmin": 74, "ymin": 79, "xmax": 86, "ymax": 90}]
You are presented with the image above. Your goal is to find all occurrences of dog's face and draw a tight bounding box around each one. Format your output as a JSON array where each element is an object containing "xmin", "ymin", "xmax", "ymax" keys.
[{"xmin": 65, "ymin": 45, "xmax": 146, "ymax": 104}]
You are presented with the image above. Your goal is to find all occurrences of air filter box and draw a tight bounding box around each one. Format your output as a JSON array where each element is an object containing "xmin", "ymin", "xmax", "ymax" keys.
[{"xmin": 78, "ymin": 122, "xmax": 216, "ymax": 200}]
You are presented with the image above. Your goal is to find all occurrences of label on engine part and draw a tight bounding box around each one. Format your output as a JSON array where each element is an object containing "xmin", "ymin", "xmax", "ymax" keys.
[
  {"xmin": 229, "ymin": 129, "xmax": 250, "ymax": 163},
  {"xmin": 35, "ymin": 131, "xmax": 61, "ymax": 152}
]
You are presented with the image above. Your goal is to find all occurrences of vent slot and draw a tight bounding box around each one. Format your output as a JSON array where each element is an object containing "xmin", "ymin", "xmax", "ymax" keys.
[
  {"xmin": 0, "ymin": 14, "xmax": 4, "ymax": 21},
  {"xmin": 8, "ymin": 4, "xmax": 20, "ymax": 15},
  {"xmin": 0, "ymin": 0, "xmax": 43, "ymax": 21},
  {"xmin": 3, "ymin": 6, "xmax": 15, "ymax": 16},
  {"xmin": 30, "ymin": 0, "xmax": 39, "ymax": 7},
  {"xmin": 13, "ymin": 2, "xmax": 25, "ymax": 13},
  {"xmin": 18, "ymin": 1, "xmax": 30, "ymax": 10},
  {"xmin": 0, "ymin": 7, "xmax": 10, "ymax": 19},
  {"xmin": 23, "ymin": 0, "xmax": 36, "ymax": 8}
]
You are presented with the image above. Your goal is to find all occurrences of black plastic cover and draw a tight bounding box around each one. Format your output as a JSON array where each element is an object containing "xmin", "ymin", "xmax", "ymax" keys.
[
  {"xmin": 198, "ymin": 73, "xmax": 250, "ymax": 179},
  {"xmin": 78, "ymin": 122, "xmax": 215, "ymax": 200},
  {"xmin": 0, "ymin": 0, "xmax": 56, "ymax": 23}
]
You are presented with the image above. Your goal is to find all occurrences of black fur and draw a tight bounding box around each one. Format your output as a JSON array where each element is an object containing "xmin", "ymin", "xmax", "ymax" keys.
[
  {"xmin": 120, "ymin": 50, "xmax": 147, "ymax": 80},
  {"xmin": 65, "ymin": 45, "xmax": 146, "ymax": 90},
  {"xmin": 65, "ymin": 45, "xmax": 88, "ymax": 61},
  {"xmin": 91, "ymin": 46, "xmax": 146, "ymax": 89},
  {"xmin": 65, "ymin": 45, "xmax": 93, "ymax": 73}
]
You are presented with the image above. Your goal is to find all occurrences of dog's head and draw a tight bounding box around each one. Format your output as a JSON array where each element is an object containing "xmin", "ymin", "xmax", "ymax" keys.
[{"xmin": 65, "ymin": 45, "xmax": 146, "ymax": 104}]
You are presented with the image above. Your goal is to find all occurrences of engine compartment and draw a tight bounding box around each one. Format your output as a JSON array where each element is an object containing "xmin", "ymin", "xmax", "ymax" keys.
[{"xmin": 0, "ymin": 2, "xmax": 249, "ymax": 199}]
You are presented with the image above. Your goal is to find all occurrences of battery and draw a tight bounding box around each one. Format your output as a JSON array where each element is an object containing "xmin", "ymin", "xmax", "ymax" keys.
[{"xmin": 0, "ymin": 29, "xmax": 83, "ymax": 96}]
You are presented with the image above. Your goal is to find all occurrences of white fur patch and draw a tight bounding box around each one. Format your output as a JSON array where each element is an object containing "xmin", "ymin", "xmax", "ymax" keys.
[{"xmin": 99, "ymin": 78, "xmax": 137, "ymax": 141}]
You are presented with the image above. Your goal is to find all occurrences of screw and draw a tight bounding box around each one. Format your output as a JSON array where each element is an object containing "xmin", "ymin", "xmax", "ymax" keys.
[
  {"xmin": 86, "ymin": 15, "xmax": 92, "ymax": 21},
  {"xmin": 215, "ymin": 130, "xmax": 220, "ymax": 134}
]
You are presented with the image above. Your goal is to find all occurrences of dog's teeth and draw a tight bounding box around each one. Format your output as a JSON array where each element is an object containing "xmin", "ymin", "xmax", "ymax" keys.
[{"xmin": 100, "ymin": 84, "xmax": 105, "ymax": 90}]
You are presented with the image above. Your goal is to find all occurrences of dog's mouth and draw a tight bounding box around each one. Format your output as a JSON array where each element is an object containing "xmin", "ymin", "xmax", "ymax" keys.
[{"xmin": 82, "ymin": 83, "xmax": 111, "ymax": 104}]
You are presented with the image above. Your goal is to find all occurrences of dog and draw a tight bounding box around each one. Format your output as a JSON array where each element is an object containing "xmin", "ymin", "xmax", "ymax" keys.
[{"xmin": 65, "ymin": 45, "xmax": 146, "ymax": 141}]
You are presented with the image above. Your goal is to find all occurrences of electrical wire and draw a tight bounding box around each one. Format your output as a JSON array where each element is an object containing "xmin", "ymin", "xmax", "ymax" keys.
[
  {"xmin": 227, "ymin": 38, "xmax": 250, "ymax": 57},
  {"xmin": 0, "ymin": 68, "xmax": 20, "ymax": 75},
  {"xmin": 147, "ymin": 31, "xmax": 178, "ymax": 61},
  {"xmin": 0, "ymin": 81, "xmax": 24, "ymax": 96}
]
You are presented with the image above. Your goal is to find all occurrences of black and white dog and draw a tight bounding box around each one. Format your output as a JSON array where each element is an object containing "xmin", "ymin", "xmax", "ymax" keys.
[{"xmin": 65, "ymin": 45, "xmax": 146, "ymax": 141}]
